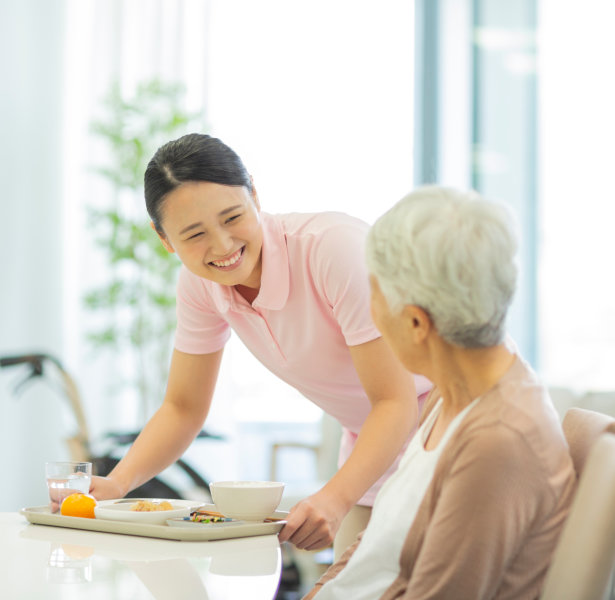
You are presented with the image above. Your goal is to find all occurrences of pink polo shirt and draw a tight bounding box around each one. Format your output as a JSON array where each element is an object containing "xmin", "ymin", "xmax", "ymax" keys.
[{"xmin": 174, "ymin": 211, "xmax": 432, "ymax": 505}]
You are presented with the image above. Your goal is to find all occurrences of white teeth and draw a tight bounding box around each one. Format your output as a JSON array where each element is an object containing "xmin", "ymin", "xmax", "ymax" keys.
[{"xmin": 212, "ymin": 249, "xmax": 241, "ymax": 267}]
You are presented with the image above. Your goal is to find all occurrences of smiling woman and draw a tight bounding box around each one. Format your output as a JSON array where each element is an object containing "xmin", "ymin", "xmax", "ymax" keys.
[
  {"xmin": 144, "ymin": 134, "xmax": 265, "ymax": 295},
  {"xmin": 154, "ymin": 182, "xmax": 264, "ymax": 293},
  {"xmin": 88, "ymin": 132, "xmax": 432, "ymax": 560}
]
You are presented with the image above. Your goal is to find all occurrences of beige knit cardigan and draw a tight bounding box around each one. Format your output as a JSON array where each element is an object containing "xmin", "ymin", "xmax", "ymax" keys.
[{"xmin": 305, "ymin": 357, "xmax": 576, "ymax": 600}]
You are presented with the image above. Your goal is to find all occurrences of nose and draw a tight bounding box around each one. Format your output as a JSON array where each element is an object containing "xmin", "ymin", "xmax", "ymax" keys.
[{"xmin": 210, "ymin": 227, "xmax": 234, "ymax": 256}]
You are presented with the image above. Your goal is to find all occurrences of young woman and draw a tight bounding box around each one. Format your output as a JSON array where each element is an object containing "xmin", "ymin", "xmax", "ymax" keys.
[
  {"xmin": 304, "ymin": 186, "xmax": 575, "ymax": 598},
  {"xmin": 89, "ymin": 133, "xmax": 432, "ymax": 555}
]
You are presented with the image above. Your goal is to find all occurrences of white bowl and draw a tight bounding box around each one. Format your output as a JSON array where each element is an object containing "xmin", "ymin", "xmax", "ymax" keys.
[
  {"xmin": 94, "ymin": 499, "xmax": 199, "ymax": 525},
  {"xmin": 210, "ymin": 481, "xmax": 285, "ymax": 521}
]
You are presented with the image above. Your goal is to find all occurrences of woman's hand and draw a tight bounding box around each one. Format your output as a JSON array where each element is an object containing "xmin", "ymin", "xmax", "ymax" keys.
[
  {"xmin": 278, "ymin": 489, "xmax": 348, "ymax": 550},
  {"xmin": 88, "ymin": 475, "xmax": 126, "ymax": 502},
  {"xmin": 49, "ymin": 475, "xmax": 125, "ymax": 513}
]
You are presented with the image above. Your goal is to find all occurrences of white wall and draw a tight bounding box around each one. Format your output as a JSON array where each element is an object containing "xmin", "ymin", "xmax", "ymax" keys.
[{"xmin": 0, "ymin": 1, "xmax": 69, "ymax": 510}]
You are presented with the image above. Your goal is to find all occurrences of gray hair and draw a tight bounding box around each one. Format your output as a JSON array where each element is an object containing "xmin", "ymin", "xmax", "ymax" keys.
[{"xmin": 366, "ymin": 186, "xmax": 519, "ymax": 348}]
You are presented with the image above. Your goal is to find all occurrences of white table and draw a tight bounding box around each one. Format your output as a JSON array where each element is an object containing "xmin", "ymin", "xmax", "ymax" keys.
[{"xmin": 0, "ymin": 512, "xmax": 282, "ymax": 599}]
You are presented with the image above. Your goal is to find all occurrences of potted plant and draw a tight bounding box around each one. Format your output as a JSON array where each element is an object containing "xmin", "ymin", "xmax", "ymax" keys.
[{"xmin": 84, "ymin": 79, "xmax": 204, "ymax": 423}]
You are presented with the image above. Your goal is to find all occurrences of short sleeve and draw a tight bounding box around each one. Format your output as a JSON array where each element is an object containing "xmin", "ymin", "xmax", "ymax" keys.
[
  {"xmin": 174, "ymin": 266, "xmax": 231, "ymax": 354},
  {"xmin": 310, "ymin": 217, "xmax": 380, "ymax": 347}
]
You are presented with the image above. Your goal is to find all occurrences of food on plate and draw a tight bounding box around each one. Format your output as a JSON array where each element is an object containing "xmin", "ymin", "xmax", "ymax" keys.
[
  {"xmin": 60, "ymin": 493, "xmax": 98, "ymax": 518},
  {"xmin": 188, "ymin": 509, "xmax": 233, "ymax": 523},
  {"xmin": 130, "ymin": 500, "xmax": 174, "ymax": 512}
]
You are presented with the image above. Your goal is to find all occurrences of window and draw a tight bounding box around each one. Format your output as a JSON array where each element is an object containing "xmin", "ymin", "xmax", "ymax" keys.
[
  {"xmin": 538, "ymin": 0, "xmax": 615, "ymax": 391},
  {"xmin": 415, "ymin": 0, "xmax": 538, "ymax": 364},
  {"xmin": 417, "ymin": 0, "xmax": 615, "ymax": 392}
]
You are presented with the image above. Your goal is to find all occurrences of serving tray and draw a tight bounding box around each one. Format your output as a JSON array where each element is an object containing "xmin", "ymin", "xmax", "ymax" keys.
[{"xmin": 20, "ymin": 503, "xmax": 287, "ymax": 542}]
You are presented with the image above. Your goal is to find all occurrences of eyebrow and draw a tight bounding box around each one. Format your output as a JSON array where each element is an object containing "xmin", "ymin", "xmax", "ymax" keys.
[
  {"xmin": 178, "ymin": 205, "xmax": 244, "ymax": 236},
  {"xmin": 179, "ymin": 222, "xmax": 202, "ymax": 235}
]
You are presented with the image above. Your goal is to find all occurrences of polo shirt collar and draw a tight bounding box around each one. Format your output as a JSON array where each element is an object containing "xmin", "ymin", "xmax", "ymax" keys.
[{"xmin": 252, "ymin": 212, "xmax": 290, "ymax": 311}]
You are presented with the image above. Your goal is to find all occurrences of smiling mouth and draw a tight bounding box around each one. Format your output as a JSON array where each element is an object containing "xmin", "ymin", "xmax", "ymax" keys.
[{"xmin": 210, "ymin": 247, "xmax": 244, "ymax": 268}]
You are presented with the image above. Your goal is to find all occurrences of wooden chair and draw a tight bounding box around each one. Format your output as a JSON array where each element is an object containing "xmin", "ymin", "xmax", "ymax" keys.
[{"xmin": 541, "ymin": 408, "xmax": 615, "ymax": 600}]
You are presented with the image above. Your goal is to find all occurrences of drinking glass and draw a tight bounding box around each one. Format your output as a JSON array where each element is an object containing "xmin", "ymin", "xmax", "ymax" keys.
[{"xmin": 45, "ymin": 461, "xmax": 92, "ymax": 508}]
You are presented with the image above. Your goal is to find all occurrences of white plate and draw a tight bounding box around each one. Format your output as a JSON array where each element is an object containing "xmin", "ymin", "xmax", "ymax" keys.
[{"xmin": 94, "ymin": 498, "xmax": 200, "ymax": 525}]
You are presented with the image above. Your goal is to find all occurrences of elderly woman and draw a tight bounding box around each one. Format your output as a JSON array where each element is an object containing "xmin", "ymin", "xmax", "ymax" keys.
[{"xmin": 304, "ymin": 186, "xmax": 576, "ymax": 599}]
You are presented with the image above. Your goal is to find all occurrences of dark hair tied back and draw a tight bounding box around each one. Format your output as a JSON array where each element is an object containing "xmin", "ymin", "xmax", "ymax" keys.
[{"xmin": 144, "ymin": 133, "xmax": 252, "ymax": 232}]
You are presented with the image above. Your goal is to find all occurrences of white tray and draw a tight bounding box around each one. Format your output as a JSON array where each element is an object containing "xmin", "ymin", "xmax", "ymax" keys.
[{"xmin": 20, "ymin": 503, "xmax": 287, "ymax": 542}]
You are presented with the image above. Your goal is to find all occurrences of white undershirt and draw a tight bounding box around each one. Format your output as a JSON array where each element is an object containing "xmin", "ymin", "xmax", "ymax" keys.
[{"xmin": 317, "ymin": 397, "xmax": 481, "ymax": 600}]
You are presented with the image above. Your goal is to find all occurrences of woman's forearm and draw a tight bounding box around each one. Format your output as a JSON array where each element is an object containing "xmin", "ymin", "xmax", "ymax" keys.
[
  {"xmin": 107, "ymin": 400, "xmax": 206, "ymax": 495},
  {"xmin": 321, "ymin": 395, "xmax": 417, "ymax": 510},
  {"xmin": 328, "ymin": 337, "xmax": 419, "ymax": 509},
  {"xmin": 105, "ymin": 349, "xmax": 223, "ymax": 496}
]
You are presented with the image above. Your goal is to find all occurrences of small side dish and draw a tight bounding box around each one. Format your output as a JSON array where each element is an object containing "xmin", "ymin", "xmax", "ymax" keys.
[{"xmin": 188, "ymin": 509, "xmax": 233, "ymax": 523}]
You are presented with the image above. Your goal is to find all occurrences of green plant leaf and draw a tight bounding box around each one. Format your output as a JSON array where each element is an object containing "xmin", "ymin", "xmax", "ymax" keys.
[{"xmin": 83, "ymin": 77, "xmax": 204, "ymax": 414}]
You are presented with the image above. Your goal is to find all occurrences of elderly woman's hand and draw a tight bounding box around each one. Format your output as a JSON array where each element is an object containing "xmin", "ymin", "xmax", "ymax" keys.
[{"xmin": 278, "ymin": 488, "xmax": 347, "ymax": 551}]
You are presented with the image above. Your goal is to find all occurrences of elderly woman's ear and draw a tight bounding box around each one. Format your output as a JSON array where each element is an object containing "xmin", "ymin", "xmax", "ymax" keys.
[{"xmin": 401, "ymin": 305, "xmax": 432, "ymax": 344}]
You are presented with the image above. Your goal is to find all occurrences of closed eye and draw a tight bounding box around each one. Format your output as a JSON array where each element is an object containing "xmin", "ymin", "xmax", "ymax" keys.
[
  {"xmin": 186, "ymin": 232, "xmax": 204, "ymax": 240},
  {"xmin": 225, "ymin": 214, "xmax": 241, "ymax": 224}
]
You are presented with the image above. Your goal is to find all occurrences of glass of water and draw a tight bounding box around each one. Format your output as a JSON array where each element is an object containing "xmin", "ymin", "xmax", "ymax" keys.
[{"xmin": 45, "ymin": 461, "xmax": 92, "ymax": 509}]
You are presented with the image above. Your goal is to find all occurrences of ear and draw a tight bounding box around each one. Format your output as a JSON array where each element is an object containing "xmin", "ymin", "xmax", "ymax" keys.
[
  {"xmin": 249, "ymin": 176, "xmax": 261, "ymax": 211},
  {"xmin": 402, "ymin": 305, "xmax": 432, "ymax": 344},
  {"xmin": 151, "ymin": 221, "xmax": 175, "ymax": 254}
]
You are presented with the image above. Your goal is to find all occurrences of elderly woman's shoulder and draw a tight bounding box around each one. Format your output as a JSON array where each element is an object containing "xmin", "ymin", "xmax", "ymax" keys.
[
  {"xmin": 455, "ymin": 357, "xmax": 571, "ymax": 476},
  {"xmin": 474, "ymin": 357, "xmax": 560, "ymax": 429}
]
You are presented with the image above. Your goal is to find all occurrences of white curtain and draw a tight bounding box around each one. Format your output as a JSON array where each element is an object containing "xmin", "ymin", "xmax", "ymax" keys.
[
  {"xmin": 62, "ymin": 0, "xmax": 211, "ymax": 433},
  {"xmin": 0, "ymin": 0, "xmax": 212, "ymax": 510},
  {"xmin": 0, "ymin": 1, "xmax": 69, "ymax": 510}
]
